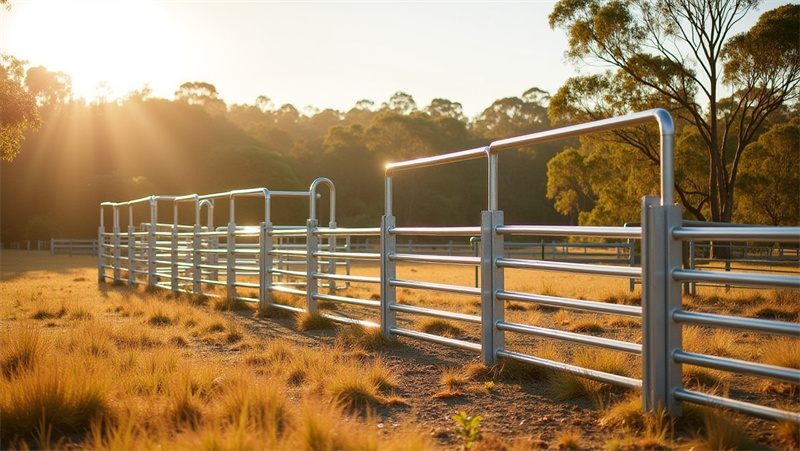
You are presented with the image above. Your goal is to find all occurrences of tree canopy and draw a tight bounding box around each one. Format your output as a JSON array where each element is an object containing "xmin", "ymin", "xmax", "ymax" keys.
[
  {"xmin": 548, "ymin": 1, "xmax": 800, "ymax": 227},
  {"xmin": 0, "ymin": 55, "xmax": 41, "ymax": 162}
]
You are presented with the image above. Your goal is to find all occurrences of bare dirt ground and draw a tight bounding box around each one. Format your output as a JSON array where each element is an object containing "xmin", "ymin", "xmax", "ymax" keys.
[{"xmin": 232, "ymin": 308, "xmax": 792, "ymax": 450}]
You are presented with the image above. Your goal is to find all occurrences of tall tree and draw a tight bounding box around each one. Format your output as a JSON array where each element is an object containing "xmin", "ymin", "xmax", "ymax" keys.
[
  {"xmin": 473, "ymin": 88, "xmax": 551, "ymax": 139},
  {"xmin": 549, "ymin": 1, "xmax": 800, "ymax": 226},
  {"xmin": 174, "ymin": 81, "xmax": 226, "ymax": 115},
  {"xmin": 1, "ymin": 55, "xmax": 41, "ymax": 161},
  {"xmin": 25, "ymin": 66, "xmax": 73, "ymax": 106}
]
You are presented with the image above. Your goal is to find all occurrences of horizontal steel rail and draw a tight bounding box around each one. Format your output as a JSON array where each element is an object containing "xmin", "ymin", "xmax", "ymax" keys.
[
  {"xmin": 313, "ymin": 251, "xmax": 380, "ymax": 261},
  {"xmin": 389, "ymin": 327, "xmax": 482, "ymax": 352},
  {"xmin": 311, "ymin": 273, "xmax": 380, "ymax": 284},
  {"xmin": 497, "ymin": 258, "xmax": 642, "ymax": 278},
  {"xmin": 672, "ymin": 269, "xmax": 800, "ymax": 289},
  {"xmin": 389, "ymin": 278, "xmax": 481, "ymax": 296},
  {"xmin": 390, "ymin": 303, "xmax": 481, "ymax": 324},
  {"xmin": 389, "ymin": 253, "xmax": 480, "ymax": 266},
  {"xmin": 385, "ymin": 146, "xmax": 487, "ymax": 176},
  {"xmin": 672, "ymin": 310, "xmax": 800, "ymax": 337},
  {"xmin": 497, "ymin": 290, "xmax": 642, "ymax": 317},
  {"xmin": 673, "ymin": 351, "xmax": 800, "ymax": 385},
  {"xmin": 673, "ymin": 227, "xmax": 800, "ymax": 242},
  {"xmin": 390, "ymin": 226, "xmax": 482, "ymax": 237},
  {"xmin": 315, "ymin": 227, "xmax": 380, "ymax": 236},
  {"xmin": 673, "ymin": 388, "xmax": 800, "ymax": 423},
  {"xmin": 497, "ymin": 349, "xmax": 642, "ymax": 389},
  {"xmin": 496, "ymin": 321, "xmax": 642, "ymax": 355},
  {"xmin": 272, "ymin": 268, "xmax": 309, "ymax": 278},
  {"xmin": 497, "ymin": 225, "xmax": 642, "ymax": 239},
  {"xmin": 312, "ymin": 293, "xmax": 380, "ymax": 308}
]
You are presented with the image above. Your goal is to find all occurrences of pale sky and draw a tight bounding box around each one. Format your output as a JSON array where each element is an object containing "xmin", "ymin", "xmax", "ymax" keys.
[{"xmin": 0, "ymin": 0, "xmax": 783, "ymax": 119}]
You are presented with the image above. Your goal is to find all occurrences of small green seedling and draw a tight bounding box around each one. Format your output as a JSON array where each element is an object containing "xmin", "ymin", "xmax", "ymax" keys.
[
  {"xmin": 485, "ymin": 381, "xmax": 495, "ymax": 392},
  {"xmin": 452, "ymin": 410, "xmax": 483, "ymax": 449}
]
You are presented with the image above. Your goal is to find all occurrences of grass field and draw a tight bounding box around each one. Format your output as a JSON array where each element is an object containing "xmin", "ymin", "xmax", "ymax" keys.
[{"xmin": 2, "ymin": 250, "xmax": 799, "ymax": 450}]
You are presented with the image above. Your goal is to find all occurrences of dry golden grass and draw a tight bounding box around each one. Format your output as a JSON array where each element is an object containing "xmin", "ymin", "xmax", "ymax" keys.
[
  {"xmin": 2, "ymin": 251, "xmax": 797, "ymax": 450},
  {"xmin": 0, "ymin": 252, "xmax": 430, "ymax": 450}
]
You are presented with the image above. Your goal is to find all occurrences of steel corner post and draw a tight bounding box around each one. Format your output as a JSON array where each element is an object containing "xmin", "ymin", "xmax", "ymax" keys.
[
  {"xmin": 380, "ymin": 215, "xmax": 397, "ymax": 341},
  {"xmin": 306, "ymin": 218, "xmax": 319, "ymax": 313},
  {"xmin": 641, "ymin": 196, "xmax": 684, "ymax": 416},
  {"xmin": 481, "ymin": 210, "xmax": 504, "ymax": 365}
]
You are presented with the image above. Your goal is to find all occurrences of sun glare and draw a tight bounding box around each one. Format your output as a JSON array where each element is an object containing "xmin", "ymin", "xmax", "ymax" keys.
[{"xmin": 2, "ymin": 0, "xmax": 186, "ymax": 101}]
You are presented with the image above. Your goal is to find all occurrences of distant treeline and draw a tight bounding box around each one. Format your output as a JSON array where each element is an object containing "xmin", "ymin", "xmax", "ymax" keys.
[{"xmin": 1, "ymin": 88, "xmax": 569, "ymax": 241}]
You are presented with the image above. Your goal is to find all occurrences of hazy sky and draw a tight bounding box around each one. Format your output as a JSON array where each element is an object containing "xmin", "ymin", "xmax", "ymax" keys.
[{"xmin": 0, "ymin": 0, "xmax": 783, "ymax": 118}]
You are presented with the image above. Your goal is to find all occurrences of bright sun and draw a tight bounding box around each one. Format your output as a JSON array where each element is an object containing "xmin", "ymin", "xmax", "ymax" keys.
[{"xmin": 2, "ymin": 0, "xmax": 186, "ymax": 101}]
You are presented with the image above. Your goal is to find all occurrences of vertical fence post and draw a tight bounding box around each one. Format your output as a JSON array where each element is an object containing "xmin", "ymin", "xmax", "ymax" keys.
[
  {"xmin": 51, "ymin": 237, "xmax": 55, "ymax": 256},
  {"xmin": 147, "ymin": 222, "xmax": 157, "ymax": 288},
  {"xmin": 689, "ymin": 241, "xmax": 696, "ymax": 295},
  {"xmin": 113, "ymin": 210, "xmax": 121, "ymax": 281},
  {"xmin": 259, "ymin": 222, "xmax": 273, "ymax": 310},
  {"xmin": 629, "ymin": 238, "xmax": 636, "ymax": 292},
  {"xmin": 327, "ymin": 220, "xmax": 337, "ymax": 293},
  {"xmin": 380, "ymin": 215, "xmax": 397, "ymax": 341},
  {"xmin": 192, "ymin": 223, "xmax": 202, "ymax": 294},
  {"xmin": 171, "ymin": 224, "xmax": 179, "ymax": 292},
  {"xmin": 226, "ymin": 221, "xmax": 236, "ymax": 300},
  {"xmin": 128, "ymin": 223, "xmax": 136, "ymax": 285},
  {"xmin": 306, "ymin": 218, "xmax": 319, "ymax": 313},
  {"xmin": 641, "ymin": 196, "xmax": 683, "ymax": 416},
  {"xmin": 98, "ymin": 213, "xmax": 105, "ymax": 281},
  {"xmin": 481, "ymin": 210, "xmax": 504, "ymax": 365}
]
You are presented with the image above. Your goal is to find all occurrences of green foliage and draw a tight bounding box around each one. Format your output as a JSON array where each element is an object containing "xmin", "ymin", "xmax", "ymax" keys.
[
  {"xmin": 0, "ymin": 55, "xmax": 41, "ymax": 161},
  {"xmin": 548, "ymin": 0, "xmax": 800, "ymax": 226},
  {"xmin": 735, "ymin": 118, "xmax": 800, "ymax": 225},
  {"xmin": 452, "ymin": 410, "xmax": 483, "ymax": 449}
]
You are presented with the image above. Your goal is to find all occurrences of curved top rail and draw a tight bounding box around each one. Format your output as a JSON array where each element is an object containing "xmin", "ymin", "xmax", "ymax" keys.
[
  {"xmin": 385, "ymin": 146, "xmax": 488, "ymax": 176},
  {"xmin": 382, "ymin": 108, "xmax": 675, "ymax": 216},
  {"xmin": 309, "ymin": 177, "xmax": 336, "ymax": 224},
  {"xmin": 489, "ymin": 108, "xmax": 674, "ymax": 205}
]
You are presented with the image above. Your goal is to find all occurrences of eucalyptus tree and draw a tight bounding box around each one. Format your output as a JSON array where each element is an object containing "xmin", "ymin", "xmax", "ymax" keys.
[
  {"xmin": 1, "ymin": 55, "xmax": 41, "ymax": 161},
  {"xmin": 548, "ymin": 1, "xmax": 800, "ymax": 228}
]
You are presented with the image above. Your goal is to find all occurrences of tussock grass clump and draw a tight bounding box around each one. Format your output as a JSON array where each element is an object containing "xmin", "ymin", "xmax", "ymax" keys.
[
  {"xmin": 688, "ymin": 408, "xmax": 759, "ymax": 450},
  {"xmin": 254, "ymin": 304, "xmax": 297, "ymax": 319},
  {"xmin": 416, "ymin": 318, "xmax": 464, "ymax": 337},
  {"xmin": 1, "ymin": 323, "xmax": 46, "ymax": 377},
  {"xmin": 212, "ymin": 296, "xmax": 253, "ymax": 312},
  {"xmin": 364, "ymin": 357, "xmax": 398, "ymax": 391},
  {"xmin": 296, "ymin": 311, "xmax": 336, "ymax": 331},
  {"xmin": 326, "ymin": 365, "xmax": 382, "ymax": 409},
  {"xmin": 569, "ymin": 316, "xmax": 605, "ymax": 333},
  {"xmin": 554, "ymin": 428, "xmax": 583, "ymax": 450},
  {"xmin": 775, "ymin": 420, "xmax": 800, "ymax": 450},
  {"xmin": 602, "ymin": 396, "xmax": 674, "ymax": 450},
  {"xmin": 218, "ymin": 375, "xmax": 293, "ymax": 433},
  {"xmin": 549, "ymin": 348, "xmax": 635, "ymax": 402},
  {"xmin": 759, "ymin": 337, "xmax": 800, "ymax": 394},
  {"xmin": 603, "ymin": 291, "xmax": 641, "ymax": 306},
  {"xmin": 441, "ymin": 366, "xmax": 470, "ymax": 389},
  {"xmin": 0, "ymin": 354, "xmax": 113, "ymax": 444},
  {"xmin": 31, "ymin": 305, "xmax": 67, "ymax": 321},
  {"xmin": 148, "ymin": 309, "xmax": 175, "ymax": 327},
  {"xmin": 335, "ymin": 323, "xmax": 394, "ymax": 351}
]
